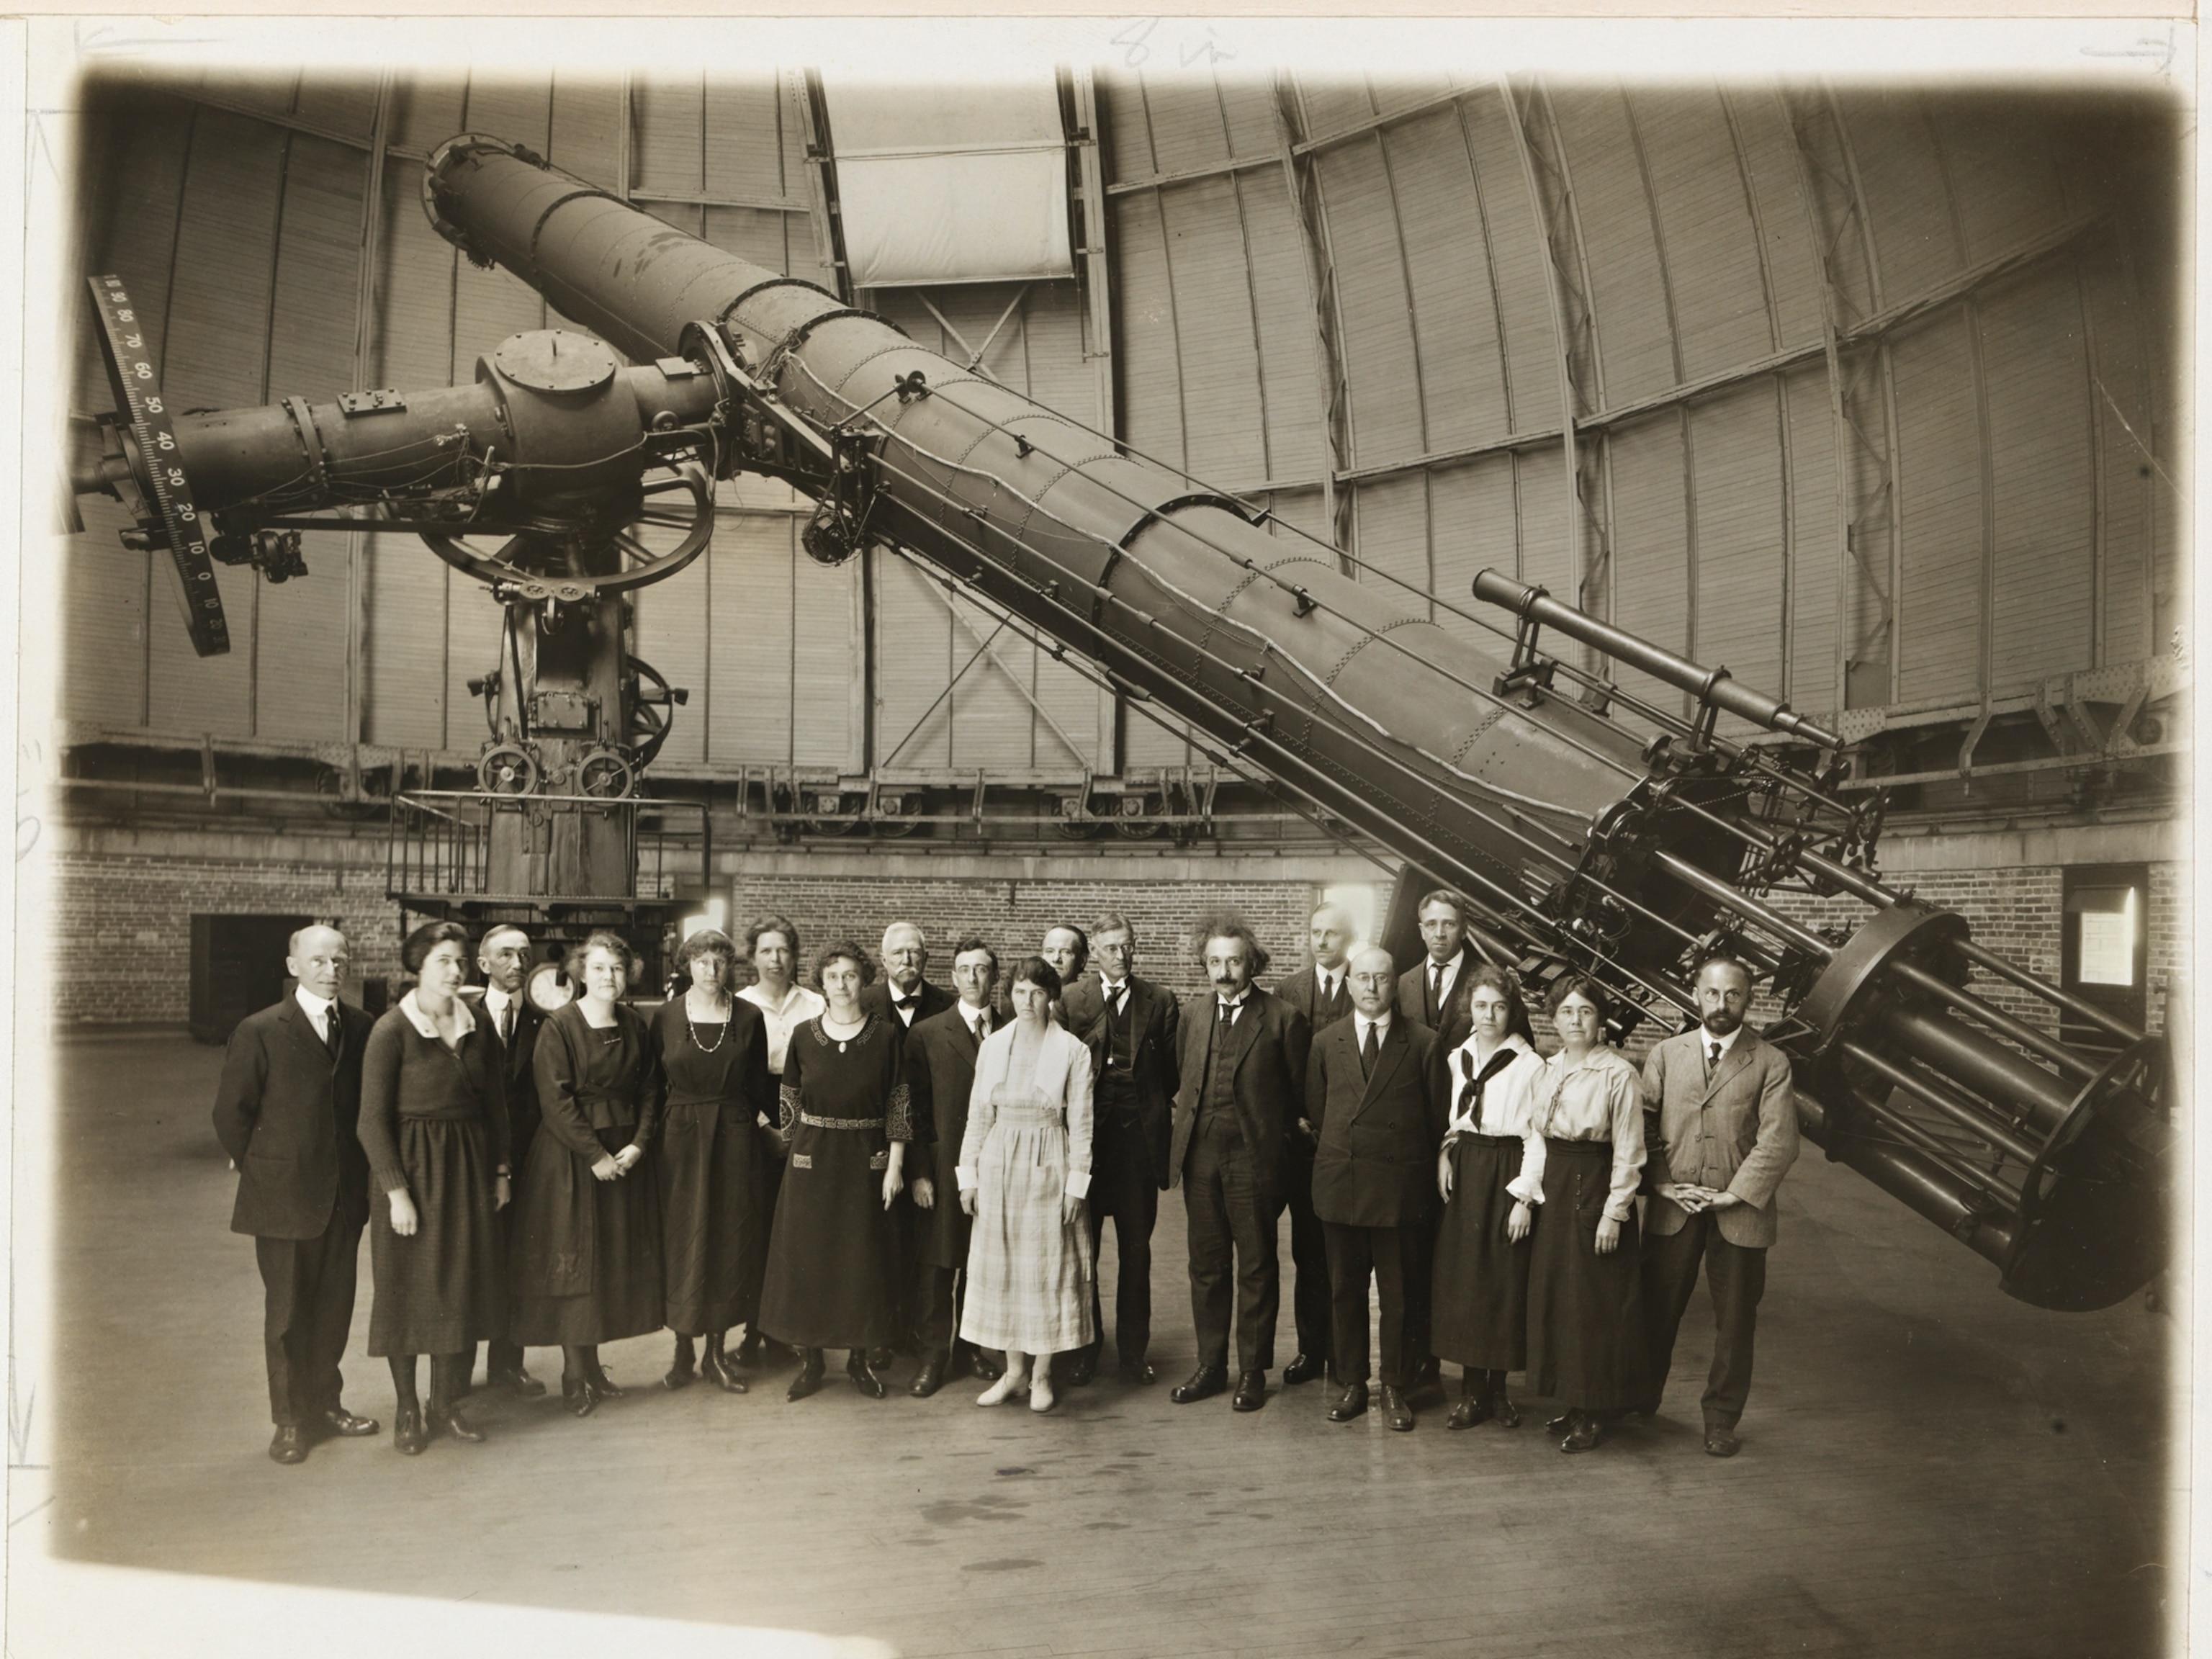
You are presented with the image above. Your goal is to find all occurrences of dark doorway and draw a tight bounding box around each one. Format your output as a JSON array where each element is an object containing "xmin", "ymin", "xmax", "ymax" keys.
[{"xmin": 189, "ymin": 914, "xmax": 314, "ymax": 1044}]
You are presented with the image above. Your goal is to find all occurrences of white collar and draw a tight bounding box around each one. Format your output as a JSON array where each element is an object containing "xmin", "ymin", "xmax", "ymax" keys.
[
  {"xmin": 483, "ymin": 984, "xmax": 516, "ymax": 1013},
  {"xmin": 294, "ymin": 986, "xmax": 336, "ymax": 1023},
  {"xmin": 1427, "ymin": 951, "xmax": 1462, "ymax": 980},
  {"xmin": 1102, "ymin": 977, "xmax": 1128, "ymax": 997},
  {"xmin": 1700, "ymin": 1023, "xmax": 1747, "ymax": 1062},
  {"xmin": 1354, "ymin": 1009, "xmax": 1391, "ymax": 1040},
  {"xmin": 1215, "ymin": 988, "xmax": 1251, "ymax": 1010},
  {"xmin": 1453, "ymin": 1030, "xmax": 1530, "ymax": 1077},
  {"xmin": 1316, "ymin": 963, "xmax": 1343, "ymax": 990},
  {"xmin": 399, "ymin": 987, "xmax": 473, "ymax": 1043}
]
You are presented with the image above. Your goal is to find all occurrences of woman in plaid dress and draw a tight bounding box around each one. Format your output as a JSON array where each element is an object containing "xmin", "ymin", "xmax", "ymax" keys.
[{"xmin": 958, "ymin": 957, "xmax": 1096, "ymax": 1413}]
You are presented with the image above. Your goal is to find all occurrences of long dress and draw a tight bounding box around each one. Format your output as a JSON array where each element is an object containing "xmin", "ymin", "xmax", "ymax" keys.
[
  {"xmin": 957, "ymin": 1021, "xmax": 1097, "ymax": 1355},
  {"xmin": 649, "ymin": 996, "xmax": 774, "ymax": 1335},
  {"xmin": 1428, "ymin": 1032, "xmax": 1547, "ymax": 1371},
  {"xmin": 755, "ymin": 1013, "xmax": 911, "ymax": 1350},
  {"xmin": 1522, "ymin": 1045, "xmax": 1648, "ymax": 1411},
  {"xmin": 509, "ymin": 1001, "xmax": 666, "ymax": 1347},
  {"xmin": 358, "ymin": 993, "xmax": 511, "ymax": 1357}
]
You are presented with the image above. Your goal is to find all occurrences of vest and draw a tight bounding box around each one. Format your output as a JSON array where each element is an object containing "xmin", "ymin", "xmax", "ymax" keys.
[
  {"xmin": 1100, "ymin": 983, "xmax": 1138, "ymax": 1096},
  {"xmin": 1199, "ymin": 1003, "xmax": 1244, "ymax": 1142}
]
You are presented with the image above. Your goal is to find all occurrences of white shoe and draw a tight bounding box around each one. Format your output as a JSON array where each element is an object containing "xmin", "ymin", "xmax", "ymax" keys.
[
  {"xmin": 977, "ymin": 1370, "xmax": 1028, "ymax": 1406},
  {"xmin": 1029, "ymin": 1373, "xmax": 1056, "ymax": 1413}
]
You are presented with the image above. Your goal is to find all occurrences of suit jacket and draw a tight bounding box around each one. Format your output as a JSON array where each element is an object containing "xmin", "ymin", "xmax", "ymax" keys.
[
  {"xmin": 1168, "ymin": 987, "xmax": 1310, "ymax": 1206},
  {"xmin": 211, "ymin": 994, "xmax": 376, "ymax": 1241},
  {"xmin": 1275, "ymin": 961, "xmax": 1354, "ymax": 1038},
  {"xmin": 1640, "ymin": 1027, "xmax": 1800, "ymax": 1249},
  {"xmin": 1305, "ymin": 1016, "xmax": 1443, "ymax": 1230},
  {"xmin": 1396, "ymin": 941, "xmax": 1483, "ymax": 1037},
  {"xmin": 903, "ymin": 1002, "xmax": 1007, "ymax": 1267},
  {"xmin": 469, "ymin": 988, "xmax": 544, "ymax": 1172},
  {"xmin": 861, "ymin": 977, "xmax": 957, "ymax": 1030},
  {"xmin": 1061, "ymin": 972, "xmax": 1182, "ymax": 1187}
]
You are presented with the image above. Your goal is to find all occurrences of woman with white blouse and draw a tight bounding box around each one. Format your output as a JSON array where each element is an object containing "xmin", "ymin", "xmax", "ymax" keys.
[
  {"xmin": 957, "ymin": 957, "xmax": 1097, "ymax": 1413},
  {"xmin": 1522, "ymin": 974, "xmax": 1649, "ymax": 1453},
  {"xmin": 1428, "ymin": 965, "xmax": 1550, "ymax": 1432},
  {"xmin": 733, "ymin": 916, "xmax": 825, "ymax": 1367}
]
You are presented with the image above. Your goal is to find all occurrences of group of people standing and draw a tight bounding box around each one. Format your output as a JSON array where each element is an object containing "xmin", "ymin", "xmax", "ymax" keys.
[{"xmin": 212, "ymin": 889, "xmax": 1798, "ymax": 1466}]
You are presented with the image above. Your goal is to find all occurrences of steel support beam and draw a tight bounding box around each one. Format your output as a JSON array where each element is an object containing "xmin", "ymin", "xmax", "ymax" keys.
[{"xmin": 1273, "ymin": 74, "xmax": 1354, "ymax": 562}]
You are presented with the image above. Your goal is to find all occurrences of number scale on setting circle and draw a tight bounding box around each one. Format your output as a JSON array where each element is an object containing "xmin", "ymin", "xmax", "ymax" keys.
[{"xmin": 89, "ymin": 275, "xmax": 230, "ymax": 657}]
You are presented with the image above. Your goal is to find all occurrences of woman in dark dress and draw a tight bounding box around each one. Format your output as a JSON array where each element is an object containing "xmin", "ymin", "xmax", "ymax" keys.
[
  {"xmin": 511, "ymin": 929, "xmax": 666, "ymax": 1416},
  {"xmin": 1522, "ymin": 974, "xmax": 1648, "ymax": 1454},
  {"xmin": 1429, "ymin": 966, "xmax": 1549, "ymax": 1432},
  {"xmin": 649, "ymin": 928, "xmax": 773, "ymax": 1393},
  {"xmin": 360, "ymin": 921, "xmax": 512, "ymax": 1453},
  {"xmin": 756, "ymin": 940, "xmax": 912, "ymax": 1403}
]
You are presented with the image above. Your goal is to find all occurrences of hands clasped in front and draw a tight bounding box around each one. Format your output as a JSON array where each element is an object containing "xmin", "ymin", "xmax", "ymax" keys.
[
  {"xmin": 1655, "ymin": 1180, "xmax": 1743, "ymax": 1215},
  {"xmin": 590, "ymin": 1145, "xmax": 644, "ymax": 1182}
]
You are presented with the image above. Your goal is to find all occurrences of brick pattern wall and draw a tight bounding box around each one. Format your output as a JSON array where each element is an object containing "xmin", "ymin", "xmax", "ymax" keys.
[
  {"xmin": 45, "ymin": 834, "xmax": 2181, "ymax": 1047},
  {"xmin": 48, "ymin": 848, "xmax": 405, "ymax": 1025},
  {"xmin": 729, "ymin": 875, "xmax": 1331, "ymax": 1003}
]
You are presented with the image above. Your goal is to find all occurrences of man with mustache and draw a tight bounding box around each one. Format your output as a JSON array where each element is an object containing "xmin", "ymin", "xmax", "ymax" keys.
[
  {"xmin": 1636, "ymin": 955, "xmax": 1801, "ymax": 1457},
  {"xmin": 1167, "ymin": 914, "xmax": 1310, "ymax": 1413}
]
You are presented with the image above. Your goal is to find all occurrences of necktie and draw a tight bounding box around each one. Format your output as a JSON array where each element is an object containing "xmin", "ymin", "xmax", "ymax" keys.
[
  {"xmin": 1359, "ymin": 1020, "xmax": 1378, "ymax": 1079},
  {"xmin": 1108, "ymin": 982, "xmax": 1127, "ymax": 1015},
  {"xmin": 1218, "ymin": 1000, "xmax": 1233, "ymax": 1028},
  {"xmin": 895, "ymin": 993, "xmax": 918, "ymax": 1012},
  {"xmin": 323, "ymin": 1007, "xmax": 342, "ymax": 1060},
  {"xmin": 500, "ymin": 1000, "xmax": 516, "ymax": 1046},
  {"xmin": 1708, "ymin": 1039, "xmax": 1723, "ymax": 1078},
  {"xmin": 972, "ymin": 1014, "xmax": 987, "ymax": 1043},
  {"xmin": 1428, "ymin": 963, "xmax": 1443, "ymax": 1022},
  {"xmin": 1321, "ymin": 972, "xmax": 1336, "ymax": 1009}
]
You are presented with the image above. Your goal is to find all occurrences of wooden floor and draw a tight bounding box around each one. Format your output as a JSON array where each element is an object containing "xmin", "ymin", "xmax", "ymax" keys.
[{"xmin": 24, "ymin": 1033, "xmax": 2172, "ymax": 1658}]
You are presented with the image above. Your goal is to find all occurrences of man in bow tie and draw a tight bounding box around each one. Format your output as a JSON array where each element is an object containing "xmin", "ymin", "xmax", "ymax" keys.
[
  {"xmin": 1060, "ymin": 914, "xmax": 1181, "ymax": 1385},
  {"xmin": 1167, "ymin": 914, "xmax": 1309, "ymax": 1413},
  {"xmin": 211, "ymin": 924, "xmax": 381, "ymax": 1465},
  {"xmin": 1270, "ymin": 901, "xmax": 1360, "ymax": 1388},
  {"xmin": 862, "ymin": 922, "xmax": 956, "ymax": 1030},
  {"xmin": 860, "ymin": 921, "xmax": 956, "ymax": 1364},
  {"xmin": 898, "ymin": 936, "xmax": 1007, "ymax": 1396},
  {"xmin": 1636, "ymin": 955, "xmax": 1800, "ymax": 1458}
]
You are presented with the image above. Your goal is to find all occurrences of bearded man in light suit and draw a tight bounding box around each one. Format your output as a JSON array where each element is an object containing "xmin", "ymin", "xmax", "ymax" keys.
[{"xmin": 1637, "ymin": 955, "xmax": 1800, "ymax": 1458}]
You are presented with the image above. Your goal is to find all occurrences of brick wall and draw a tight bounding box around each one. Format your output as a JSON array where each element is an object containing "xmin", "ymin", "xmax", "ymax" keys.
[
  {"xmin": 45, "ymin": 841, "xmax": 405, "ymax": 1025},
  {"xmin": 42, "ymin": 822, "xmax": 2180, "ymax": 1046}
]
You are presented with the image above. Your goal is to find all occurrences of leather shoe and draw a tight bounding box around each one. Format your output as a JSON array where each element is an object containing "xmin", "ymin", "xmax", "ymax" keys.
[
  {"xmin": 909, "ymin": 1359, "xmax": 946, "ymax": 1398},
  {"xmin": 1066, "ymin": 1350, "xmax": 1097, "ymax": 1387},
  {"xmin": 1380, "ymin": 1385, "xmax": 1415, "ymax": 1432},
  {"xmin": 1447, "ymin": 1392, "xmax": 1493, "ymax": 1431},
  {"xmin": 1280, "ymin": 1352, "xmax": 1324, "ymax": 1386},
  {"xmin": 268, "ymin": 1426, "xmax": 308, "ymax": 1465},
  {"xmin": 1546, "ymin": 1411, "xmax": 1575, "ymax": 1435},
  {"xmin": 1170, "ymin": 1364, "xmax": 1228, "ymax": 1405},
  {"xmin": 1560, "ymin": 1412, "xmax": 1607, "ymax": 1454},
  {"xmin": 1116, "ymin": 1359, "xmax": 1157, "ymax": 1385},
  {"xmin": 1704, "ymin": 1426, "xmax": 1741, "ymax": 1458},
  {"xmin": 1495, "ymin": 1394, "xmax": 1521, "ymax": 1428},
  {"xmin": 320, "ymin": 1407, "xmax": 379, "ymax": 1439},
  {"xmin": 787, "ymin": 1352, "xmax": 826, "ymax": 1402},
  {"xmin": 393, "ymin": 1406, "xmax": 428, "ymax": 1455},
  {"xmin": 1231, "ymin": 1370, "xmax": 1267, "ymax": 1412},
  {"xmin": 490, "ymin": 1366, "xmax": 546, "ymax": 1398},
  {"xmin": 431, "ymin": 1406, "xmax": 485, "ymax": 1444},
  {"xmin": 583, "ymin": 1370, "xmax": 624, "ymax": 1401},
  {"xmin": 868, "ymin": 1346, "xmax": 896, "ymax": 1370},
  {"xmin": 1326, "ymin": 1381, "xmax": 1369, "ymax": 1422},
  {"xmin": 968, "ymin": 1354, "xmax": 1004, "ymax": 1385},
  {"xmin": 847, "ymin": 1352, "xmax": 887, "ymax": 1399},
  {"xmin": 562, "ymin": 1376, "xmax": 596, "ymax": 1418},
  {"xmin": 664, "ymin": 1359, "xmax": 697, "ymax": 1391},
  {"xmin": 700, "ymin": 1346, "xmax": 750, "ymax": 1394}
]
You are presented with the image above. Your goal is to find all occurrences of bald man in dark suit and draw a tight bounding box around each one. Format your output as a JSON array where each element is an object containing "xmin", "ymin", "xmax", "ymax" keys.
[{"xmin": 211, "ymin": 925, "xmax": 381, "ymax": 1464}]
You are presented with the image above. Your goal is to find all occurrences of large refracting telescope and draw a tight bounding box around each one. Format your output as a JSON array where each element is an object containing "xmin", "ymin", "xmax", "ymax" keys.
[{"xmin": 70, "ymin": 131, "xmax": 2172, "ymax": 1311}]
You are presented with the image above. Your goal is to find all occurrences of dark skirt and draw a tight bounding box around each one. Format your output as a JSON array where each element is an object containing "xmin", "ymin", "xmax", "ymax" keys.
[
  {"xmin": 510, "ymin": 1126, "xmax": 665, "ymax": 1347},
  {"xmin": 756, "ymin": 1123, "xmax": 899, "ymax": 1351},
  {"xmin": 1429, "ymin": 1132, "xmax": 1532, "ymax": 1372},
  {"xmin": 367, "ymin": 1116, "xmax": 508, "ymax": 1357},
  {"xmin": 1524, "ymin": 1138, "xmax": 1647, "ymax": 1411},
  {"xmin": 657, "ymin": 1100, "xmax": 770, "ymax": 1335}
]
